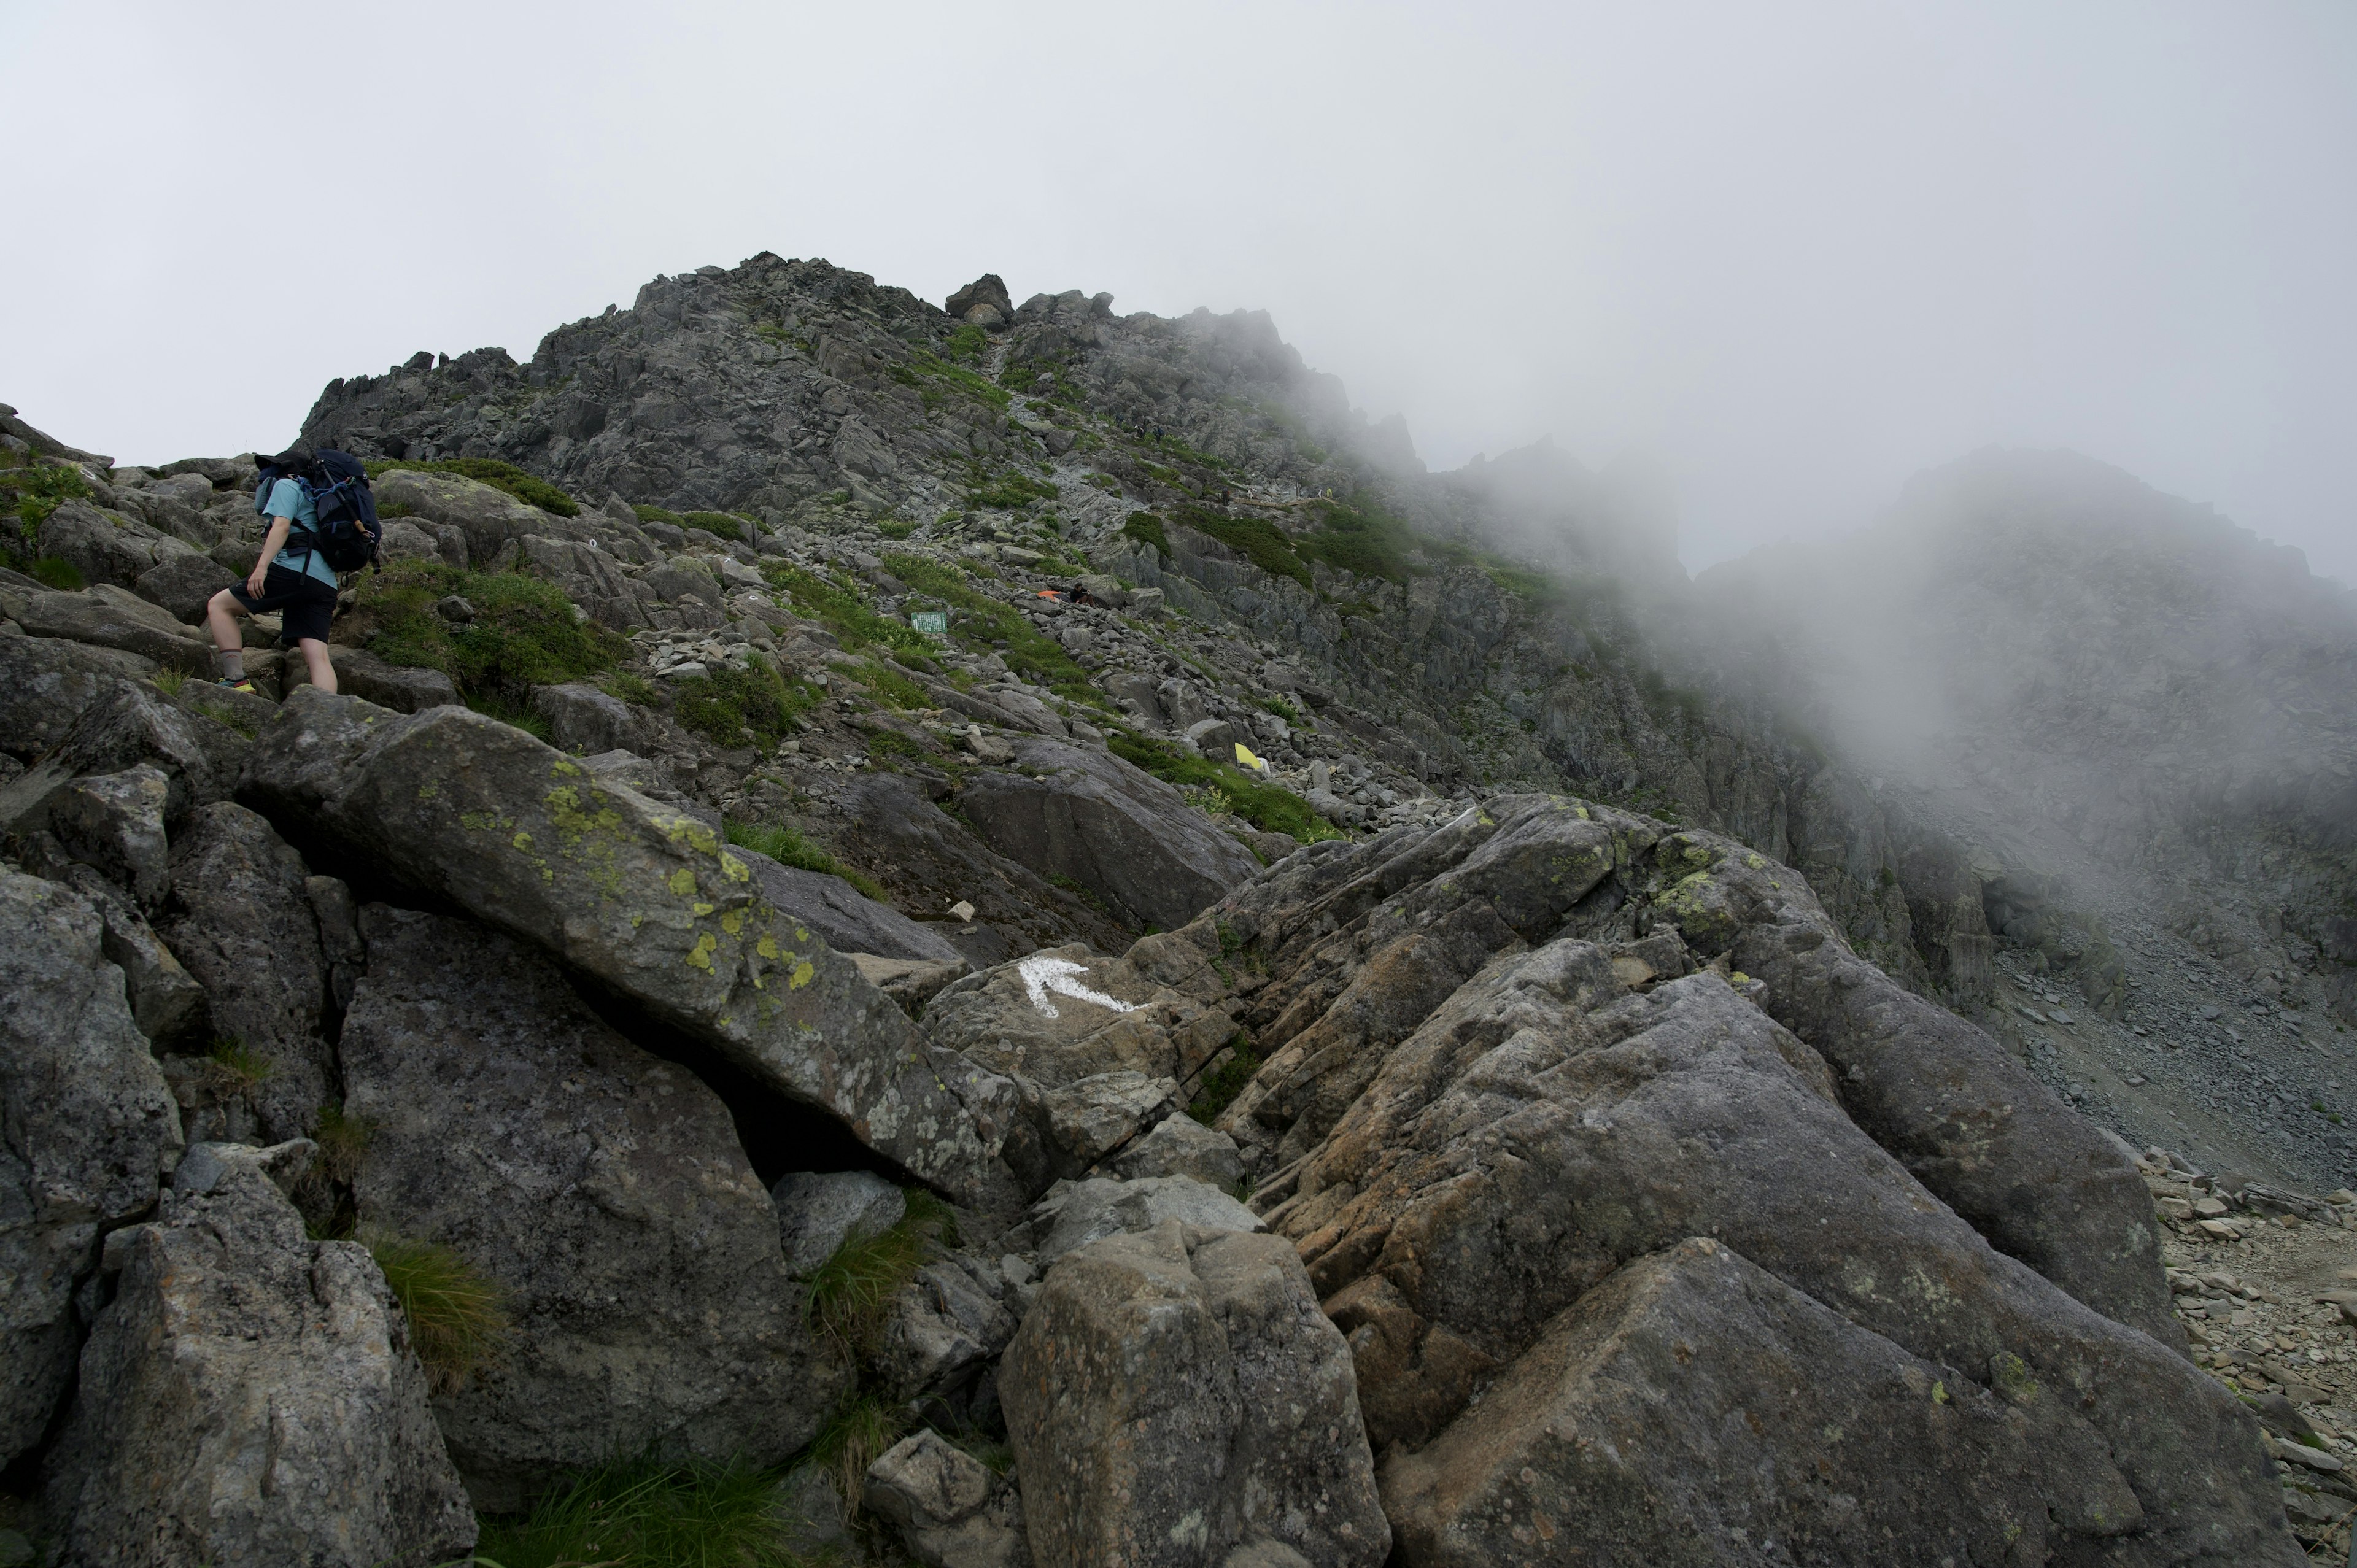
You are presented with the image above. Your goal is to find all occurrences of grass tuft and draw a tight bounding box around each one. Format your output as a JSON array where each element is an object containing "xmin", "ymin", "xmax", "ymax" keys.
[
  {"xmin": 363, "ymin": 1232, "xmax": 511, "ymax": 1393},
  {"xmin": 673, "ymin": 664, "xmax": 816, "ymax": 751},
  {"xmin": 807, "ymin": 1394, "xmax": 907, "ymax": 1522},
  {"xmin": 151, "ymin": 666, "xmax": 187, "ymax": 697},
  {"xmin": 312, "ymin": 1102, "xmax": 374, "ymax": 1185},
  {"xmin": 31, "ymin": 555, "xmax": 85, "ymax": 590},
  {"xmin": 206, "ymin": 1035, "xmax": 273, "ymax": 1086},
  {"xmin": 723, "ymin": 819, "xmax": 888, "ymax": 903},
  {"xmin": 803, "ymin": 1189, "xmax": 954, "ymax": 1357},
  {"xmin": 475, "ymin": 1453, "xmax": 810, "ymax": 1568}
]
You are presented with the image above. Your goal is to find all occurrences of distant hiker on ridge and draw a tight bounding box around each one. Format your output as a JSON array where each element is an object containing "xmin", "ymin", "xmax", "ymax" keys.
[{"xmin": 205, "ymin": 447, "xmax": 381, "ymax": 694}]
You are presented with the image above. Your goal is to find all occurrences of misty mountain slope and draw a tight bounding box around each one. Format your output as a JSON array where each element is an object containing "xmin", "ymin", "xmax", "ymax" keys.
[
  {"xmin": 295, "ymin": 256, "xmax": 2349, "ymax": 1189},
  {"xmin": 1697, "ymin": 446, "xmax": 2357, "ymax": 1188}
]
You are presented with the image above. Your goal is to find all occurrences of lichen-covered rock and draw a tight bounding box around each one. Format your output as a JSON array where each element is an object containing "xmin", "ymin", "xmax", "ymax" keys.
[
  {"xmin": 1109, "ymin": 1113, "xmax": 1244, "ymax": 1190},
  {"xmin": 133, "ymin": 548, "xmax": 238, "ymax": 622},
  {"xmin": 18, "ymin": 849, "xmax": 204, "ymax": 1043},
  {"xmin": 36, "ymin": 499, "xmax": 199, "ymax": 592},
  {"xmin": 1004, "ymin": 1175, "xmax": 1263, "ymax": 1269},
  {"xmin": 0, "ymin": 870, "xmax": 183, "ymax": 1467},
  {"xmin": 957, "ymin": 737, "xmax": 1261, "ymax": 932},
  {"xmin": 155, "ymin": 803, "xmax": 333, "ymax": 1145},
  {"xmin": 0, "ymin": 679, "xmax": 244, "ymax": 840},
  {"xmin": 339, "ymin": 906, "xmax": 847, "ymax": 1509},
  {"xmin": 871, "ymin": 1256, "xmax": 1019, "ymax": 1405},
  {"xmin": 42, "ymin": 1148, "xmax": 475, "ymax": 1568},
  {"xmin": 241, "ymin": 689, "xmax": 1024, "ymax": 1208},
  {"xmin": 1000, "ymin": 1219, "xmax": 1388, "ymax": 1568}
]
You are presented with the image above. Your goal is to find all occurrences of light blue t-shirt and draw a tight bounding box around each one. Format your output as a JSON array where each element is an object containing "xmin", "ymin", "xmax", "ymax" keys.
[{"xmin": 255, "ymin": 476, "xmax": 338, "ymax": 585}]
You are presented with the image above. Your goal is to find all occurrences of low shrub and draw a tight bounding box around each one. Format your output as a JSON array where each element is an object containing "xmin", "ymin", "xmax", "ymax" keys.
[
  {"xmin": 632, "ymin": 503, "xmax": 685, "ymax": 527},
  {"xmin": 673, "ymin": 663, "xmax": 813, "ymax": 750},
  {"xmin": 1294, "ymin": 502, "xmax": 1422, "ymax": 584},
  {"xmin": 681, "ymin": 511, "xmax": 749, "ymax": 542},
  {"xmin": 1108, "ymin": 732, "xmax": 1341, "ymax": 843},
  {"xmin": 723, "ymin": 819, "xmax": 887, "ymax": 902},
  {"xmin": 761, "ymin": 562, "xmax": 929, "ymax": 656},
  {"xmin": 1, "ymin": 462, "xmax": 93, "ymax": 532},
  {"xmin": 1121, "ymin": 512, "xmax": 1170, "ymax": 558},
  {"xmin": 1171, "ymin": 505, "xmax": 1308, "ymax": 590},
  {"xmin": 365, "ymin": 457, "xmax": 579, "ymax": 517},
  {"xmin": 875, "ymin": 517, "xmax": 918, "ymax": 539},
  {"xmin": 475, "ymin": 1453, "xmax": 803, "ymax": 1568},
  {"xmin": 964, "ymin": 469, "xmax": 1059, "ymax": 511},
  {"xmin": 858, "ymin": 658, "xmax": 929, "ymax": 711},
  {"xmin": 363, "ymin": 1232, "xmax": 509, "ymax": 1392},
  {"xmin": 600, "ymin": 670, "xmax": 660, "ymax": 706},
  {"xmin": 344, "ymin": 560, "xmax": 625, "ymax": 711}
]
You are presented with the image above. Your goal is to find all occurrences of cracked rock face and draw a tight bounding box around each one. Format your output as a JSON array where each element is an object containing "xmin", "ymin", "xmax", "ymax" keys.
[
  {"xmin": 339, "ymin": 905, "xmax": 846, "ymax": 1510},
  {"xmin": 41, "ymin": 1154, "xmax": 474, "ymax": 1568},
  {"xmin": 1156, "ymin": 795, "xmax": 2297, "ymax": 1563},
  {"xmin": 0, "ymin": 870, "xmax": 183, "ymax": 1469}
]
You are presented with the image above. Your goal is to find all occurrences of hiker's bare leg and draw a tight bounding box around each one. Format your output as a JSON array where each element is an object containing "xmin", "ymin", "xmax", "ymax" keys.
[
  {"xmin": 298, "ymin": 638, "xmax": 337, "ymax": 695},
  {"xmin": 206, "ymin": 587, "xmax": 248, "ymax": 655}
]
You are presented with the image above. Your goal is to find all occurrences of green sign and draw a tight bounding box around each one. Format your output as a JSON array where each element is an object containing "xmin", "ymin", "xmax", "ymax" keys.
[{"xmin": 911, "ymin": 609, "xmax": 949, "ymax": 636}]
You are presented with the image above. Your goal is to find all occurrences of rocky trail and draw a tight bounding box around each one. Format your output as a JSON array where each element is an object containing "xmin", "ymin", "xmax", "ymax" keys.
[{"xmin": 0, "ymin": 258, "xmax": 2350, "ymax": 1564}]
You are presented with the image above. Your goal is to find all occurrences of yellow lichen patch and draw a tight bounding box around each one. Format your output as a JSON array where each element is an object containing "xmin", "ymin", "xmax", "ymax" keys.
[
  {"xmin": 794, "ymin": 927, "xmax": 809, "ymax": 943},
  {"xmin": 686, "ymin": 932, "xmax": 719, "ymax": 972},
  {"xmin": 721, "ymin": 910, "xmax": 744, "ymax": 935},
  {"xmin": 789, "ymin": 960, "xmax": 815, "ymax": 990},
  {"xmin": 550, "ymin": 757, "xmax": 582, "ymax": 777},
  {"xmin": 663, "ymin": 816, "xmax": 720, "ymax": 855},
  {"xmin": 512, "ymin": 831, "xmax": 534, "ymax": 851},
  {"xmin": 757, "ymin": 934, "xmax": 781, "ymax": 959},
  {"xmin": 667, "ymin": 868, "xmax": 698, "ymax": 897},
  {"xmin": 692, "ymin": 902, "xmax": 715, "ymax": 917},
  {"xmin": 545, "ymin": 785, "xmax": 624, "ymax": 846},
  {"xmin": 719, "ymin": 852, "xmax": 749, "ymax": 883},
  {"xmin": 417, "ymin": 781, "xmax": 441, "ymax": 801},
  {"xmin": 459, "ymin": 810, "xmax": 511, "ymax": 833}
]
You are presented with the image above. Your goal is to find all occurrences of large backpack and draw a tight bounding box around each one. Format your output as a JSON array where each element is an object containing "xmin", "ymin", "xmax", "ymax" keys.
[{"xmin": 255, "ymin": 449, "xmax": 381, "ymax": 574}]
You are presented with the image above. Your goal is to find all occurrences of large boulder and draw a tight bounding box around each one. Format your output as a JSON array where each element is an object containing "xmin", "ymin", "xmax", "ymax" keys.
[
  {"xmin": 0, "ymin": 871, "xmax": 183, "ymax": 1467},
  {"xmin": 1382, "ymin": 1238, "xmax": 2147, "ymax": 1566},
  {"xmin": 240, "ymin": 689, "xmax": 1023, "ymax": 1208},
  {"xmin": 42, "ymin": 763, "xmax": 172, "ymax": 911},
  {"xmin": 1166, "ymin": 794, "xmax": 2294, "ymax": 1561},
  {"xmin": 0, "ymin": 635, "xmax": 158, "ymax": 762},
  {"xmin": 22, "ymin": 852, "xmax": 206, "ymax": 1043},
  {"xmin": 0, "ymin": 679, "xmax": 246, "ymax": 841},
  {"xmin": 339, "ymin": 906, "xmax": 846, "ymax": 1508},
  {"xmin": 133, "ymin": 548, "xmax": 239, "ymax": 622},
  {"xmin": 370, "ymin": 468, "xmax": 563, "ymax": 566},
  {"xmin": 42, "ymin": 1145, "xmax": 476, "ymax": 1567},
  {"xmin": 1000, "ymin": 1219, "xmax": 1389, "ymax": 1568},
  {"xmin": 736, "ymin": 848, "xmax": 967, "ymax": 965},
  {"xmin": 956, "ymin": 736, "xmax": 1260, "ymax": 931},
  {"xmin": 154, "ymin": 802, "xmax": 334, "ymax": 1145},
  {"xmin": 36, "ymin": 498, "xmax": 199, "ymax": 591},
  {"xmin": 281, "ymin": 646, "xmax": 462, "ymax": 712},
  {"xmin": 10, "ymin": 587, "xmax": 219, "ymax": 674}
]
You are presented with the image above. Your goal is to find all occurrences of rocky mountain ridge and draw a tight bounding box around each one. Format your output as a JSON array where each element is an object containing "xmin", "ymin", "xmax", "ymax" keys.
[{"xmin": 0, "ymin": 250, "xmax": 2349, "ymax": 1563}]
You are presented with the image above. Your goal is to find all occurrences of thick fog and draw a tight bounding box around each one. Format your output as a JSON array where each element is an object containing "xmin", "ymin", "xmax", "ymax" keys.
[{"xmin": 4, "ymin": 1, "xmax": 2351, "ymax": 581}]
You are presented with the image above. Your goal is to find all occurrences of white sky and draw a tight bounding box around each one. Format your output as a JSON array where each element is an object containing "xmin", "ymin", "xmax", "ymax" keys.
[{"xmin": 5, "ymin": 1, "xmax": 2351, "ymax": 581}]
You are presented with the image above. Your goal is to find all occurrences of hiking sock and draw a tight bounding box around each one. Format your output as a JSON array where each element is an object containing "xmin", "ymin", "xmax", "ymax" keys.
[{"xmin": 219, "ymin": 649, "xmax": 245, "ymax": 682}]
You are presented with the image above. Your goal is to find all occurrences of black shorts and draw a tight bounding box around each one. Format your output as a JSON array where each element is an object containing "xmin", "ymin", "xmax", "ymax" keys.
[{"xmin": 230, "ymin": 564, "xmax": 339, "ymax": 645}]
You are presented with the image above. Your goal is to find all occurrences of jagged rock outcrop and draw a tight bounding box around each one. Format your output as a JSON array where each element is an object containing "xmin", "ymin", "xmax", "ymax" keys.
[
  {"xmin": 1002, "ymin": 1218, "xmax": 1390, "ymax": 1568},
  {"xmin": 0, "ymin": 870, "xmax": 183, "ymax": 1468},
  {"xmin": 0, "ymin": 635, "xmax": 159, "ymax": 762},
  {"xmin": 338, "ymin": 906, "xmax": 845, "ymax": 1508},
  {"xmin": 241, "ymin": 689, "xmax": 1024, "ymax": 1208},
  {"xmin": 42, "ymin": 1144, "xmax": 476, "ymax": 1568}
]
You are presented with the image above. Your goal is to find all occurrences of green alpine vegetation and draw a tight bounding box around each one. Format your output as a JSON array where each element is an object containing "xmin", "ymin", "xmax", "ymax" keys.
[
  {"xmin": 365, "ymin": 456, "xmax": 579, "ymax": 517},
  {"xmin": 342, "ymin": 560, "xmax": 627, "ymax": 711}
]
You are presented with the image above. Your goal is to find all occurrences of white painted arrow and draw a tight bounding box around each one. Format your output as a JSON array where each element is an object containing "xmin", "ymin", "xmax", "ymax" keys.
[{"xmin": 1020, "ymin": 956, "xmax": 1140, "ymax": 1020}]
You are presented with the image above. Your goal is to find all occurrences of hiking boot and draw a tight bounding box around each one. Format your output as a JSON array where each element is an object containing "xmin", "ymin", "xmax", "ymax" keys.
[{"xmin": 213, "ymin": 679, "xmax": 256, "ymax": 694}]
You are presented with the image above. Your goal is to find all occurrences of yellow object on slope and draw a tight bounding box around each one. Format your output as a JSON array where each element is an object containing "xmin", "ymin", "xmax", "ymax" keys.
[{"xmin": 1234, "ymin": 741, "xmax": 1269, "ymax": 774}]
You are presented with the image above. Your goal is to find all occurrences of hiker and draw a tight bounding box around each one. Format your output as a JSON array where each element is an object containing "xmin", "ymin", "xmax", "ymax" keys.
[{"xmin": 204, "ymin": 447, "xmax": 379, "ymax": 693}]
